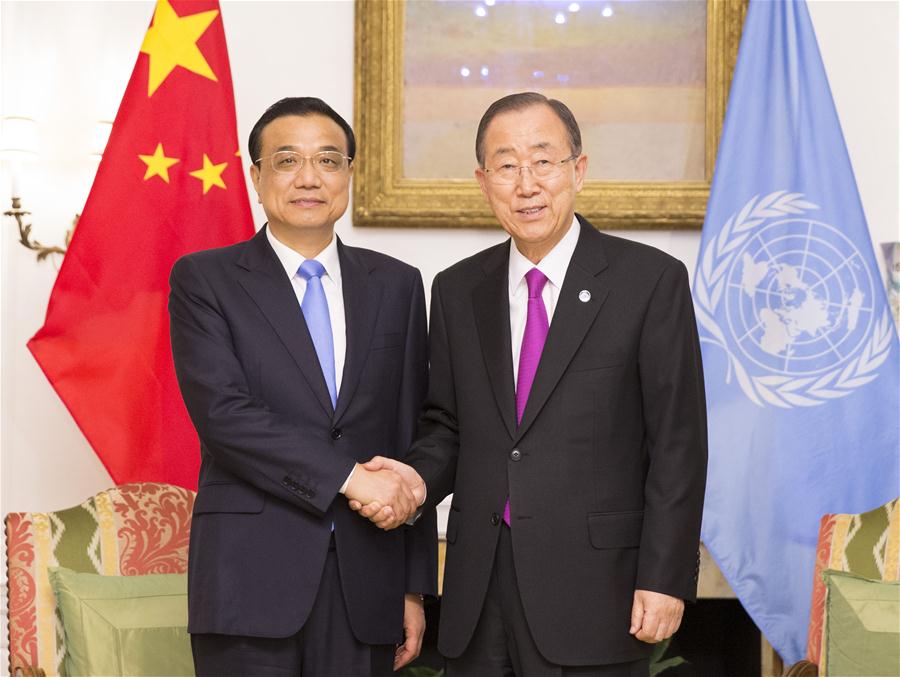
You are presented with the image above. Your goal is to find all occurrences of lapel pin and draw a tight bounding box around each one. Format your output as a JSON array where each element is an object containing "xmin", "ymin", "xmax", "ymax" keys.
[{"xmin": 578, "ymin": 290, "xmax": 591, "ymax": 303}]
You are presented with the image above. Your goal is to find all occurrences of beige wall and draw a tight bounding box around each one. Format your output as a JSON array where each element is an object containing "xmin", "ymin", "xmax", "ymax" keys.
[{"xmin": 1, "ymin": 1, "xmax": 898, "ymax": 671}]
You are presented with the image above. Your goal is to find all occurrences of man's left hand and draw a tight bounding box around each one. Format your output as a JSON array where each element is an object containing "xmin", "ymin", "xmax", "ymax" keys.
[
  {"xmin": 394, "ymin": 593, "xmax": 425, "ymax": 670},
  {"xmin": 629, "ymin": 589, "xmax": 684, "ymax": 643}
]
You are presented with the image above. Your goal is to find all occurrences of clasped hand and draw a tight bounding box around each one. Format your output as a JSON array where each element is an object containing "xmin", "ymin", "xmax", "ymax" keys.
[{"xmin": 344, "ymin": 456, "xmax": 425, "ymax": 530}]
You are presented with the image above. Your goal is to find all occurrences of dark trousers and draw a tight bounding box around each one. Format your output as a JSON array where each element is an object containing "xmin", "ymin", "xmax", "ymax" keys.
[
  {"xmin": 446, "ymin": 525, "xmax": 649, "ymax": 677},
  {"xmin": 191, "ymin": 546, "xmax": 394, "ymax": 677}
]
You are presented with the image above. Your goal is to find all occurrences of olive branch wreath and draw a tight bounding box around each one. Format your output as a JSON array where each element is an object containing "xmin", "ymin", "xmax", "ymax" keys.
[{"xmin": 694, "ymin": 191, "xmax": 894, "ymax": 408}]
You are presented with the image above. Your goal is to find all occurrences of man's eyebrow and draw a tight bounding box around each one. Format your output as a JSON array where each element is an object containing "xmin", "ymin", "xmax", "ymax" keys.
[
  {"xmin": 273, "ymin": 144, "xmax": 345, "ymax": 153},
  {"xmin": 490, "ymin": 141, "xmax": 554, "ymax": 158}
]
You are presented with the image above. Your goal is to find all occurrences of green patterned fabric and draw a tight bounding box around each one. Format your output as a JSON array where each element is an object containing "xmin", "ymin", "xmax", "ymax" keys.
[
  {"xmin": 52, "ymin": 505, "xmax": 102, "ymax": 574},
  {"xmin": 46, "ymin": 502, "xmax": 105, "ymax": 677},
  {"xmin": 49, "ymin": 567, "xmax": 194, "ymax": 677},
  {"xmin": 822, "ymin": 569, "xmax": 900, "ymax": 676},
  {"xmin": 843, "ymin": 503, "xmax": 892, "ymax": 580}
]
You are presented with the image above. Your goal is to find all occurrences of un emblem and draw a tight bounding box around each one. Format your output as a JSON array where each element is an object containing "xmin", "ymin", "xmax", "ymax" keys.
[{"xmin": 695, "ymin": 191, "xmax": 894, "ymax": 408}]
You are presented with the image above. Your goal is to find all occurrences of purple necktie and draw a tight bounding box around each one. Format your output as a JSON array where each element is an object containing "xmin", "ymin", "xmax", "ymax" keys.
[{"xmin": 504, "ymin": 268, "xmax": 549, "ymax": 526}]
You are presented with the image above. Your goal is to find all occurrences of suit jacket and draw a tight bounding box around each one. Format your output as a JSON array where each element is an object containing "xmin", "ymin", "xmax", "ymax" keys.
[
  {"xmin": 407, "ymin": 216, "xmax": 707, "ymax": 665},
  {"xmin": 169, "ymin": 226, "xmax": 437, "ymax": 643}
]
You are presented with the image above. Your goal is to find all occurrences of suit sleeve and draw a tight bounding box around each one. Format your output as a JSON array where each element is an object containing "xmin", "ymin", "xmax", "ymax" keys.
[
  {"xmin": 405, "ymin": 273, "xmax": 460, "ymax": 510},
  {"xmin": 396, "ymin": 272, "xmax": 439, "ymax": 596},
  {"xmin": 634, "ymin": 259, "xmax": 708, "ymax": 602},
  {"xmin": 168, "ymin": 255, "xmax": 355, "ymax": 517}
]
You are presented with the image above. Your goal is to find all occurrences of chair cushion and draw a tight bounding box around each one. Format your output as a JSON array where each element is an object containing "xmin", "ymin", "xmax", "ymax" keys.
[
  {"xmin": 5, "ymin": 483, "xmax": 194, "ymax": 676},
  {"xmin": 48, "ymin": 567, "xmax": 194, "ymax": 677},
  {"xmin": 806, "ymin": 498, "xmax": 899, "ymax": 664},
  {"xmin": 821, "ymin": 569, "xmax": 900, "ymax": 677}
]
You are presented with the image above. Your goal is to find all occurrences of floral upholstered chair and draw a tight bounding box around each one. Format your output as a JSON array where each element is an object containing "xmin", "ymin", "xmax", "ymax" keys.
[
  {"xmin": 784, "ymin": 497, "xmax": 900, "ymax": 676},
  {"xmin": 5, "ymin": 483, "xmax": 195, "ymax": 677}
]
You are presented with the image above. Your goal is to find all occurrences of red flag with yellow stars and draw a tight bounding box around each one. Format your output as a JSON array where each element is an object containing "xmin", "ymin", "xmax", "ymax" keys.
[{"xmin": 28, "ymin": 0, "xmax": 253, "ymax": 489}]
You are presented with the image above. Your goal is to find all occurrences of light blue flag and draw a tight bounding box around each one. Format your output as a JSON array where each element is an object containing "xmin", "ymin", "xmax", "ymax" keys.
[{"xmin": 694, "ymin": 0, "xmax": 899, "ymax": 664}]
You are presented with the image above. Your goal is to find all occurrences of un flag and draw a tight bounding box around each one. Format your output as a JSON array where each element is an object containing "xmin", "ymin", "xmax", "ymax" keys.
[{"xmin": 694, "ymin": 0, "xmax": 899, "ymax": 664}]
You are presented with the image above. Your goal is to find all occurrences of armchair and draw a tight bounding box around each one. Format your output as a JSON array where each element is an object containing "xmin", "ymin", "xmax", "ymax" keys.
[
  {"xmin": 5, "ymin": 482, "xmax": 195, "ymax": 677},
  {"xmin": 784, "ymin": 497, "xmax": 899, "ymax": 676}
]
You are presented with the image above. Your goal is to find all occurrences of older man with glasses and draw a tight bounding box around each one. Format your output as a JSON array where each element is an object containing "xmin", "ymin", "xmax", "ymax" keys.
[
  {"xmin": 356, "ymin": 92, "xmax": 708, "ymax": 676},
  {"xmin": 169, "ymin": 97, "xmax": 436, "ymax": 677}
]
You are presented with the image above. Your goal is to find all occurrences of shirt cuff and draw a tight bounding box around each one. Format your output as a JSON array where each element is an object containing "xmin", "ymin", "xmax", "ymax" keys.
[{"xmin": 338, "ymin": 464, "xmax": 357, "ymax": 495}]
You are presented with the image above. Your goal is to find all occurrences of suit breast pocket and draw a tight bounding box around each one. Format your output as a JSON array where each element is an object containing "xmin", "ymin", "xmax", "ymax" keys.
[
  {"xmin": 193, "ymin": 482, "xmax": 266, "ymax": 515},
  {"xmin": 364, "ymin": 334, "xmax": 404, "ymax": 392},
  {"xmin": 562, "ymin": 361, "xmax": 627, "ymax": 439},
  {"xmin": 370, "ymin": 332, "xmax": 403, "ymax": 351}
]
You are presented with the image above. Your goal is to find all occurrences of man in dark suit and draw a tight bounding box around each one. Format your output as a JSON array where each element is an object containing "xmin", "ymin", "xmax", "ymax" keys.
[
  {"xmin": 357, "ymin": 92, "xmax": 708, "ymax": 676},
  {"xmin": 169, "ymin": 97, "xmax": 436, "ymax": 677}
]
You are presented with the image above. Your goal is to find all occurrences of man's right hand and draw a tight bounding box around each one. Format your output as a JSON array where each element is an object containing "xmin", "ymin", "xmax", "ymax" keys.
[
  {"xmin": 347, "ymin": 456, "xmax": 426, "ymax": 530},
  {"xmin": 343, "ymin": 464, "xmax": 418, "ymax": 525}
]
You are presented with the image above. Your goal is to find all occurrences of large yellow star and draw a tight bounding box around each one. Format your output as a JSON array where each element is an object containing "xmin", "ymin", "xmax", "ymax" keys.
[
  {"xmin": 138, "ymin": 142, "xmax": 180, "ymax": 182},
  {"xmin": 140, "ymin": 0, "xmax": 219, "ymax": 97},
  {"xmin": 189, "ymin": 154, "xmax": 228, "ymax": 194}
]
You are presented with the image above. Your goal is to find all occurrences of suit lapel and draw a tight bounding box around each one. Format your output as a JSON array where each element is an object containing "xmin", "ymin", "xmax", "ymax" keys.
[
  {"xmin": 235, "ymin": 227, "xmax": 334, "ymax": 417},
  {"xmin": 334, "ymin": 239, "xmax": 382, "ymax": 423},
  {"xmin": 473, "ymin": 242, "xmax": 517, "ymax": 440},
  {"xmin": 515, "ymin": 218, "xmax": 610, "ymax": 442}
]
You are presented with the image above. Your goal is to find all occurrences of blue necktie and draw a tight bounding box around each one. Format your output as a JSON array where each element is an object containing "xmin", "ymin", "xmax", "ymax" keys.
[{"xmin": 298, "ymin": 260, "xmax": 337, "ymax": 408}]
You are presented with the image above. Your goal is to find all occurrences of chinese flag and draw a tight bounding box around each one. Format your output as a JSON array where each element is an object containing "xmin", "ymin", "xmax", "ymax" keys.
[{"xmin": 28, "ymin": 0, "xmax": 253, "ymax": 489}]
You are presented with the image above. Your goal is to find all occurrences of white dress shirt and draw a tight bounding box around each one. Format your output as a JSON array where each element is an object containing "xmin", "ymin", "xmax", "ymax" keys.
[
  {"xmin": 266, "ymin": 227, "xmax": 346, "ymax": 393},
  {"xmin": 508, "ymin": 216, "xmax": 580, "ymax": 390},
  {"xmin": 266, "ymin": 227, "xmax": 354, "ymax": 492}
]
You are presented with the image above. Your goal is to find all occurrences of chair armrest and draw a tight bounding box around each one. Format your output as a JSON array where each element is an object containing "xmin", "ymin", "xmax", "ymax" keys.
[{"xmin": 783, "ymin": 660, "xmax": 818, "ymax": 677}]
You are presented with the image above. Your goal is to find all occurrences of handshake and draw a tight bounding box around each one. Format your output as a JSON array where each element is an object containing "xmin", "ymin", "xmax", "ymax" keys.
[{"xmin": 343, "ymin": 456, "xmax": 425, "ymax": 530}]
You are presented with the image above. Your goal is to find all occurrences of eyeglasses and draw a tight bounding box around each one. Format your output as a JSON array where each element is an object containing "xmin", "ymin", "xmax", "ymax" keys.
[
  {"xmin": 482, "ymin": 155, "xmax": 577, "ymax": 185},
  {"xmin": 255, "ymin": 150, "xmax": 352, "ymax": 175}
]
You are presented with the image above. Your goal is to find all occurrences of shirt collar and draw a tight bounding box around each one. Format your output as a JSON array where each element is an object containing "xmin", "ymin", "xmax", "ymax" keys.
[
  {"xmin": 266, "ymin": 225, "xmax": 342, "ymax": 286},
  {"xmin": 508, "ymin": 215, "xmax": 580, "ymax": 297}
]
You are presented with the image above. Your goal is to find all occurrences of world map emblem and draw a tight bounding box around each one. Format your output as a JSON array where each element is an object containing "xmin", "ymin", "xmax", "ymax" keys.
[{"xmin": 694, "ymin": 191, "xmax": 894, "ymax": 408}]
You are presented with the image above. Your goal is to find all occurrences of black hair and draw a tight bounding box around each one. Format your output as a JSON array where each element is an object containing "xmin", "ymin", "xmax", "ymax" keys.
[
  {"xmin": 248, "ymin": 97, "xmax": 355, "ymax": 165},
  {"xmin": 475, "ymin": 92, "xmax": 582, "ymax": 166}
]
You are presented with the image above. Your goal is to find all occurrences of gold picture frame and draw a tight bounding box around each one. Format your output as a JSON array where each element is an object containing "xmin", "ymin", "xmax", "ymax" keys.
[{"xmin": 354, "ymin": 0, "xmax": 747, "ymax": 230}]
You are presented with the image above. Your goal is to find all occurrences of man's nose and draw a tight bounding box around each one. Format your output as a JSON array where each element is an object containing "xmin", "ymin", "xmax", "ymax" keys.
[
  {"xmin": 293, "ymin": 159, "xmax": 321, "ymax": 188},
  {"xmin": 515, "ymin": 166, "xmax": 540, "ymax": 195}
]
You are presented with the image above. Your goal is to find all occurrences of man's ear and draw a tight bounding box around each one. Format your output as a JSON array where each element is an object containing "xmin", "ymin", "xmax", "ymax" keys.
[
  {"xmin": 249, "ymin": 163, "xmax": 262, "ymax": 203},
  {"xmin": 475, "ymin": 167, "xmax": 489, "ymax": 201},
  {"xmin": 574, "ymin": 154, "xmax": 588, "ymax": 193}
]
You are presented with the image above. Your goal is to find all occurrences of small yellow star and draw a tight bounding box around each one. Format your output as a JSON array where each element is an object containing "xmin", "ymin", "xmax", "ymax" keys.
[
  {"xmin": 138, "ymin": 143, "xmax": 180, "ymax": 183},
  {"xmin": 140, "ymin": 0, "xmax": 219, "ymax": 97},
  {"xmin": 189, "ymin": 154, "xmax": 228, "ymax": 194}
]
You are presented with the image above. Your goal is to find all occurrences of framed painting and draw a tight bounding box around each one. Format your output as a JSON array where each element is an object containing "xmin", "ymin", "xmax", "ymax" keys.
[{"xmin": 354, "ymin": 0, "xmax": 747, "ymax": 229}]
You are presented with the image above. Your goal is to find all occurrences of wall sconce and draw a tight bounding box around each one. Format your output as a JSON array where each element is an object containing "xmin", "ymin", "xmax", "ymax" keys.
[
  {"xmin": 3, "ymin": 118, "xmax": 112, "ymax": 261},
  {"xmin": 1, "ymin": 115, "xmax": 77, "ymax": 261}
]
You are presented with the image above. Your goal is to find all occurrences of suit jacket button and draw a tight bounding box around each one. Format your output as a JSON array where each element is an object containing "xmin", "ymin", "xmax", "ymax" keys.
[
  {"xmin": 509, "ymin": 449, "xmax": 521, "ymax": 461},
  {"xmin": 330, "ymin": 427, "xmax": 343, "ymax": 440},
  {"xmin": 490, "ymin": 513, "xmax": 500, "ymax": 526}
]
